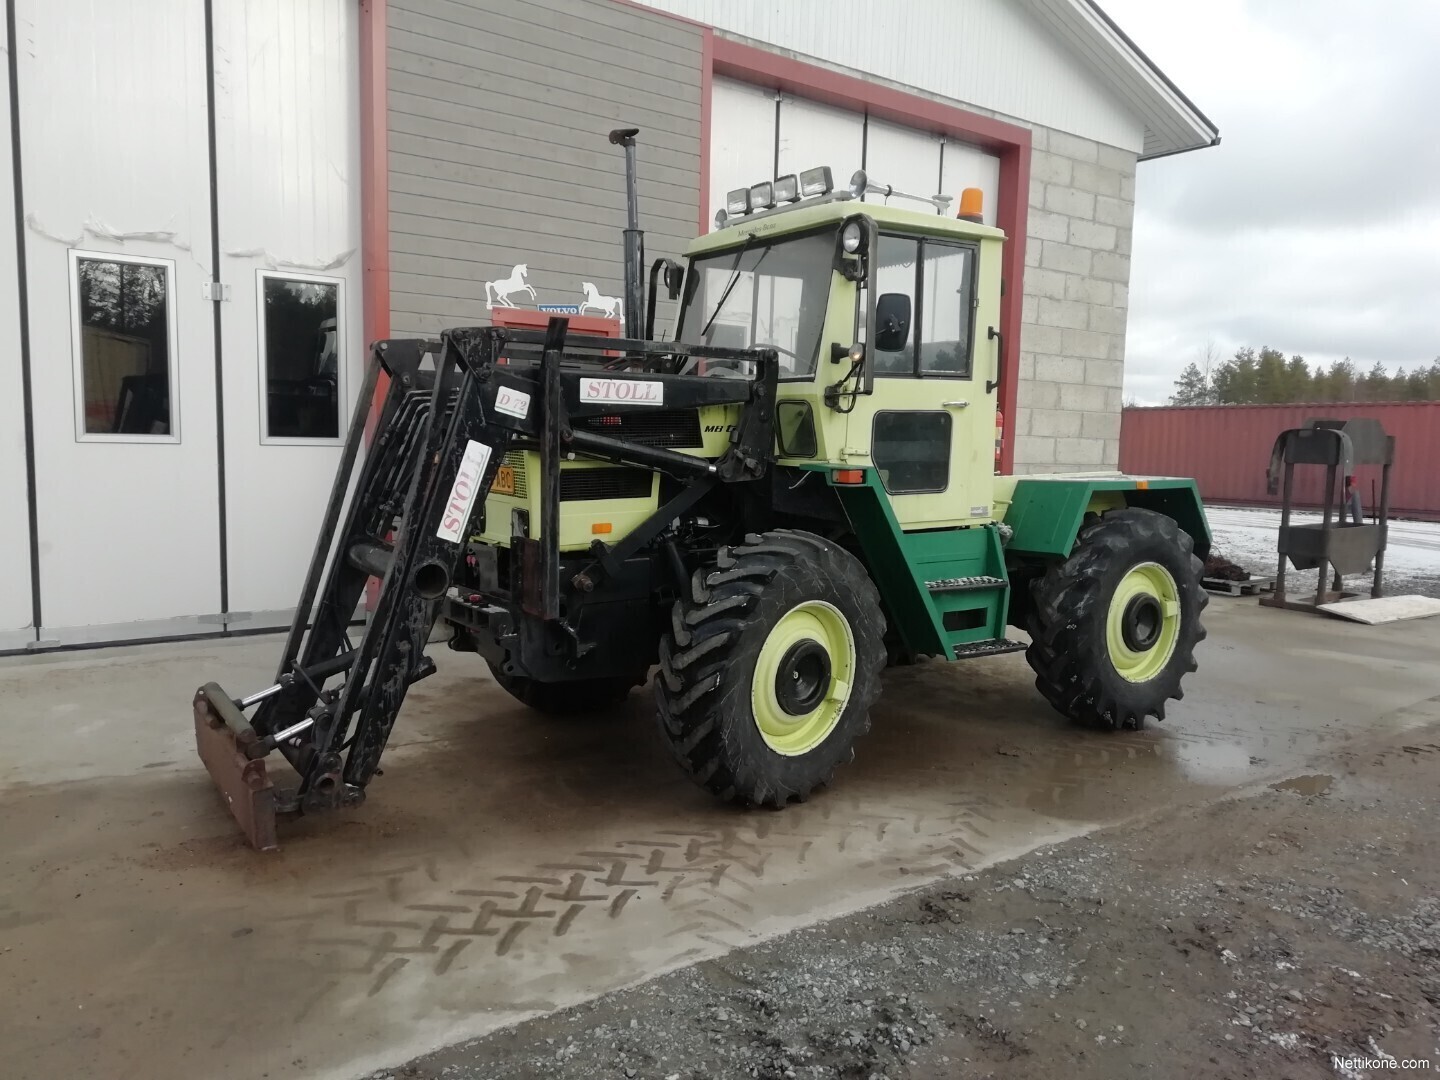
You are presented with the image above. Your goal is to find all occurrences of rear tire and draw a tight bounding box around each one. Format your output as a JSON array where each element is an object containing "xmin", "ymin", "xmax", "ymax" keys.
[
  {"xmin": 1025, "ymin": 507, "xmax": 1206, "ymax": 731},
  {"xmin": 655, "ymin": 530, "xmax": 886, "ymax": 808},
  {"xmin": 487, "ymin": 662, "xmax": 643, "ymax": 715}
]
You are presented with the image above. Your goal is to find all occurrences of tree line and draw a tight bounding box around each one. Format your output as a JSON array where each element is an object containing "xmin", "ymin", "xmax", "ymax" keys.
[{"xmin": 1169, "ymin": 346, "xmax": 1440, "ymax": 405}]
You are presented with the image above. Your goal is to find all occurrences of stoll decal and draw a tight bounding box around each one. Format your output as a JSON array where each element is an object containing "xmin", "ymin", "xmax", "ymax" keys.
[
  {"xmin": 579, "ymin": 376, "xmax": 665, "ymax": 407},
  {"xmin": 436, "ymin": 440, "xmax": 493, "ymax": 543},
  {"xmin": 494, "ymin": 385, "xmax": 531, "ymax": 419}
]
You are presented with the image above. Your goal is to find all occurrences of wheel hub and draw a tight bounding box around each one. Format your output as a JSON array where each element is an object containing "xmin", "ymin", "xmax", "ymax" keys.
[
  {"xmin": 1105, "ymin": 561, "xmax": 1182, "ymax": 684},
  {"xmin": 1120, "ymin": 593, "xmax": 1163, "ymax": 651},
  {"xmin": 774, "ymin": 639, "xmax": 832, "ymax": 715},
  {"xmin": 751, "ymin": 600, "xmax": 856, "ymax": 756}
]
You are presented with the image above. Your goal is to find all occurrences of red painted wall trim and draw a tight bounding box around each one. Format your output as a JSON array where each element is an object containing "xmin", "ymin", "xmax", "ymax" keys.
[
  {"xmin": 359, "ymin": 0, "xmax": 389, "ymax": 613},
  {"xmin": 707, "ymin": 37, "xmax": 1031, "ymax": 473},
  {"xmin": 360, "ymin": 0, "xmax": 390, "ymax": 433}
]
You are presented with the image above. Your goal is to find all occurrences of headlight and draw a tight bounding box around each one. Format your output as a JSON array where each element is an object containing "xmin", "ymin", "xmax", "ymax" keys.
[
  {"xmin": 841, "ymin": 221, "xmax": 864, "ymax": 254},
  {"xmin": 774, "ymin": 174, "xmax": 799, "ymax": 203},
  {"xmin": 749, "ymin": 181, "xmax": 775, "ymax": 211},
  {"xmin": 726, "ymin": 188, "xmax": 751, "ymax": 215}
]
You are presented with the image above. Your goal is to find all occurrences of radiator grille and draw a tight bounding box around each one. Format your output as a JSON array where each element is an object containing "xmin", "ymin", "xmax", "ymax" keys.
[
  {"xmin": 559, "ymin": 467, "xmax": 653, "ymax": 501},
  {"xmin": 573, "ymin": 409, "xmax": 703, "ymax": 448}
]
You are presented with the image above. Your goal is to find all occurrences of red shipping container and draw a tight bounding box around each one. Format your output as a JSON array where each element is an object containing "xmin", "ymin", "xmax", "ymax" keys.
[{"xmin": 1119, "ymin": 402, "xmax": 1440, "ymax": 520}]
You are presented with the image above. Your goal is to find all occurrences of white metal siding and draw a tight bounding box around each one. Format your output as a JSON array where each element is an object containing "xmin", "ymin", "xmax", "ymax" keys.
[
  {"xmin": 18, "ymin": 0, "xmax": 224, "ymax": 640},
  {"xmin": 637, "ymin": 0, "xmax": 1146, "ymax": 152},
  {"xmin": 0, "ymin": 11, "xmax": 33, "ymax": 649},
  {"xmin": 213, "ymin": 0, "xmax": 363, "ymax": 625},
  {"xmin": 711, "ymin": 78, "xmax": 1000, "ymax": 229}
]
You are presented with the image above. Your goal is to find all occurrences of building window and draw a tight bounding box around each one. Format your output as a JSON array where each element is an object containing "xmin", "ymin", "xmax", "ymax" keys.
[
  {"xmin": 872, "ymin": 410, "xmax": 951, "ymax": 494},
  {"xmin": 71, "ymin": 252, "xmax": 178, "ymax": 440},
  {"xmin": 260, "ymin": 272, "xmax": 342, "ymax": 441}
]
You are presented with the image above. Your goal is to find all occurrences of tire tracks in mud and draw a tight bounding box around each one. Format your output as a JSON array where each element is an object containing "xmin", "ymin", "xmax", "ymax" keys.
[{"xmin": 272, "ymin": 728, "xmax": 1192, "ymax": 1001}]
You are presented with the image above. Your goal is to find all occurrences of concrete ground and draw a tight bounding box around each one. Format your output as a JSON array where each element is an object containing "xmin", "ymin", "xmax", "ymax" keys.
[{"xmin": 3, "ymin": 600, "xmax": 1440, "ymax": 1080}]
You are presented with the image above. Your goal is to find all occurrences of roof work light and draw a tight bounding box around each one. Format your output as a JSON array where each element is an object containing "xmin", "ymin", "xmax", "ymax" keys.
[{"xmin": 799, "ymin": 166, "xmax": 833, "ymax": 197}]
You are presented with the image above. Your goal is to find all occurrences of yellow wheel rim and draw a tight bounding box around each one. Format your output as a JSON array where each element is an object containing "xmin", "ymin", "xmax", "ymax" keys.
[
  {"xmin": 1106, "ymin": 562, "xmax": 1181, "ymax": 683},
  {"xmin": 751, "ymin": 600, "xmax": 855, "ymax": 756}
]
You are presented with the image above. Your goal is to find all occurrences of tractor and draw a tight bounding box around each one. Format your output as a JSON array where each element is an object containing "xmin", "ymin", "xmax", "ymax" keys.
[{"xmin": 193, "ymin": 129, "xmax": 1210, "ymax": 850}]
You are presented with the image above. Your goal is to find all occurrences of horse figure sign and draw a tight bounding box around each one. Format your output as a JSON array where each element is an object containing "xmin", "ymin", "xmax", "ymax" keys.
[
  {"xmin": 579, "ymin": 282, "xmax": 623, "ymax": 321},
  {"xmin": 485, "ymin": 264, "xmax": 536, "ymax": 310}
]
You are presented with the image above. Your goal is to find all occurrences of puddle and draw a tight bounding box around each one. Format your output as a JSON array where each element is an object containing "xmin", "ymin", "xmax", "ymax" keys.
[
  {"xmin": 1169, "ymin": 734, "xmax": 1257, "ymax": 785},
  {"xmin": 1270, "ymin": 773, "xmax": 1334, "ymax": 796}
]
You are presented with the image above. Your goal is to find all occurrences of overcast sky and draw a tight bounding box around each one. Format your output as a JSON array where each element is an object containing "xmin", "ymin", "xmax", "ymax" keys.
[{"xmin": 1096, "ymin": 0, "xmax": 1440, "ymax": 403}]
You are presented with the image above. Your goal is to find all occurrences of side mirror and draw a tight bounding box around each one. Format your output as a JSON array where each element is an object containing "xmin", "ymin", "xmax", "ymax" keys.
[
  {"xmin": 874, "ymin": 293, "xmax": 912, "ymax": 353},
  {"xmin": 662, "ymin": 261, "xmax": 684, "ymax": 300}
]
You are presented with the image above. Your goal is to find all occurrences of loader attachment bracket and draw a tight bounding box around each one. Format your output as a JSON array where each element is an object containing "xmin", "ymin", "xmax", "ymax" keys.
[{"xmin": 193, "ymin": 685, "xmax": 279, "ymax": 852}]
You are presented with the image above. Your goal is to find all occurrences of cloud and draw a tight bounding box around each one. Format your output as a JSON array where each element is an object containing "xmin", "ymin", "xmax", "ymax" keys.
[{"xmin": 1098, "ymin": 0, "xmax": 1440, "ymax": 402}]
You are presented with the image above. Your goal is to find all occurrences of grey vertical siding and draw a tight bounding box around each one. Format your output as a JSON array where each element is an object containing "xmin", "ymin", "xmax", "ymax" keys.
[{"xmin": 388, "ymin": 0, "xmax": 704, "ymax": 335}]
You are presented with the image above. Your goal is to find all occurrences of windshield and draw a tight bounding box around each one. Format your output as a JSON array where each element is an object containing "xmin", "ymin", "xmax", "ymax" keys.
[{"xmin": 676, "ymin": 229, "xmax": 836, "ymax": 379}]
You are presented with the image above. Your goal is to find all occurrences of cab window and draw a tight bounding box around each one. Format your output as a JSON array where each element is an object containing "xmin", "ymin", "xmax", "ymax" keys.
[{"xmin": 872, "ymin": 235, "xmax": 977, "ymax": 379}]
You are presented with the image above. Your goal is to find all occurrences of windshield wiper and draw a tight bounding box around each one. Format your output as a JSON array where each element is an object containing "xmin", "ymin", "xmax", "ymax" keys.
[{"xmin": 698, "ymin": 236, "xmax": 769, "ymax": 342}]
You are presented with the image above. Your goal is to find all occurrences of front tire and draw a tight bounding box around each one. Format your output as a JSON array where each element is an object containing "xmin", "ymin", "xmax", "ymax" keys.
[
  {"xmin": 1026, "ymin": 507, "xmax": 1207, "ymax": 731},
  {"xmin": 655, "ymin": 530, "xmax": 886, "ymax": 808}
]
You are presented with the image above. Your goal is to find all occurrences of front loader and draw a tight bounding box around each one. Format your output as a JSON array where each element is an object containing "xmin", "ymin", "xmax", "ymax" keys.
[{"xmin": 195, "ymin": 130, "xmax": 1211, "ymax": 850}]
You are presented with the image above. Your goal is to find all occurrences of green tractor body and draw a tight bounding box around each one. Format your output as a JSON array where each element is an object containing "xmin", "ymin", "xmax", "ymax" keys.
[{"xmin": 192, "ymin": 149, "xmax": 1211, "ymax": 849}]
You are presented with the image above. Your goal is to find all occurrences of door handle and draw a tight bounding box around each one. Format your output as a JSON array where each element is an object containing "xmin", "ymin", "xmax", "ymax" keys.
[{"xmin": 941, "ymin": 400, "xmax": 970, "ymax": 409}]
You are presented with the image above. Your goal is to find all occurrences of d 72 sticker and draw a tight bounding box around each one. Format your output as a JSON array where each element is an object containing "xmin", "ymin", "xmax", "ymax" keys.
[{"xmin": 494, "ymin": 386, "xmax": 531, "ymax": 420}]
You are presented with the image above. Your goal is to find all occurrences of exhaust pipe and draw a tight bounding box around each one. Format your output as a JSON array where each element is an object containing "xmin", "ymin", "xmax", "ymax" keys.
[{"xmin": 608, "ymin": 127, "xmax": 644, "ymax": 341}]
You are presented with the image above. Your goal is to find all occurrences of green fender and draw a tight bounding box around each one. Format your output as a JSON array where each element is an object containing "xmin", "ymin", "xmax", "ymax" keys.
[{"xmin": 1001, "ymin": 476, "xmax": 1212, "ymax": 559}]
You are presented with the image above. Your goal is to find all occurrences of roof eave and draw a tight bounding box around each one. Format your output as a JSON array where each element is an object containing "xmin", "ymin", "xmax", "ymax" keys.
[{"xmin": 1023, "ymin": 0, "xmax": 1220, "ymax": 160}]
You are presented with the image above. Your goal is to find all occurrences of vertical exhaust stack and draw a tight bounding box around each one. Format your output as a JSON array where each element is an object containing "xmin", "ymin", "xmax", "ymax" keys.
[{"xmin": 609, "ymin": 127, "xmax": 644, "ymax": 341}]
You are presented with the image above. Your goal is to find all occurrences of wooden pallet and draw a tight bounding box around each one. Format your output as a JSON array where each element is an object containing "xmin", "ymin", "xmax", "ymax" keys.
[{"xmin": 1203, "ymin": 575, "xmax": 1276, "ymax": 597}]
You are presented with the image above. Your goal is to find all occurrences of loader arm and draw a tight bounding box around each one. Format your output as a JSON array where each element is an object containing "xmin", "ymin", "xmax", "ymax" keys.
[{"xmin": 193, "ymin": 318, "xmax": 776, "ymax": 849}]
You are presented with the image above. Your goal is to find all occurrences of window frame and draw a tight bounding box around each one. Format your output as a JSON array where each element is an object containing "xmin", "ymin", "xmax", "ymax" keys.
[
  {"xmin": 871, "ymin": 233, "xmax": 979, "ymax": 381},
  {"xmin": 870, "ymin": 408, "xmax": 953, "ymax": 495},
  {"xmin": 677, "ymin": 224, "xmax": 839, "ymax": 383},
  {"xmin": 69, "ymin": 249, "xmax": 181, "ymax": 444},
  {"xmin": 256, "ymin": 268, "xmax": 347, "ymax": 446}
]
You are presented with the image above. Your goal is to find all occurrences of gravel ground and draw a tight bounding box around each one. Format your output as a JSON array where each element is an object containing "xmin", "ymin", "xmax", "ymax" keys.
[
  {"xmin": 369, "ymin": 720, "xmax": 1440, "ymax": 1080},
  {"xmin": 1207, "ymin": 506, "xmax": 1440, "ymax": 599}
]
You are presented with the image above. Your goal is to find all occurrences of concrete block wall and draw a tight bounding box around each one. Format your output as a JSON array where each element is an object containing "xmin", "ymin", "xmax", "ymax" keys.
[{"xmin": 1013, "ymin": 126, "xmax": 1137, "ymax": 473}]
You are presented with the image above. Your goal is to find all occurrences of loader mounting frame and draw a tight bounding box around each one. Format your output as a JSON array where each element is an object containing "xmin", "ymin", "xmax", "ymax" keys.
[{"xmin": 193, "ymin": 318, "xmax": 776, "ymax": 849}]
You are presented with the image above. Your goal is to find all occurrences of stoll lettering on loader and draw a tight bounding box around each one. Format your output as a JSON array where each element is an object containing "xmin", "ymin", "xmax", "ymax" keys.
[{"xmin": 194, "ymin": 129, "xmax": 1210, "ymax": 850}]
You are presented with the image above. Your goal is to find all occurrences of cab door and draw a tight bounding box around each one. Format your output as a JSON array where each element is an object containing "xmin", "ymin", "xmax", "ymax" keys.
[{"xmin": 846, "ymin": 233, "xmax": 995, "ymax": 528}]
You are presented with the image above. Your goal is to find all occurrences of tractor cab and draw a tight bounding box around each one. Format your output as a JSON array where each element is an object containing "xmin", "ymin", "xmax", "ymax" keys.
[{"xmin": 676, "ymin": 166, "xmax": 1006, "ymax": 528}]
